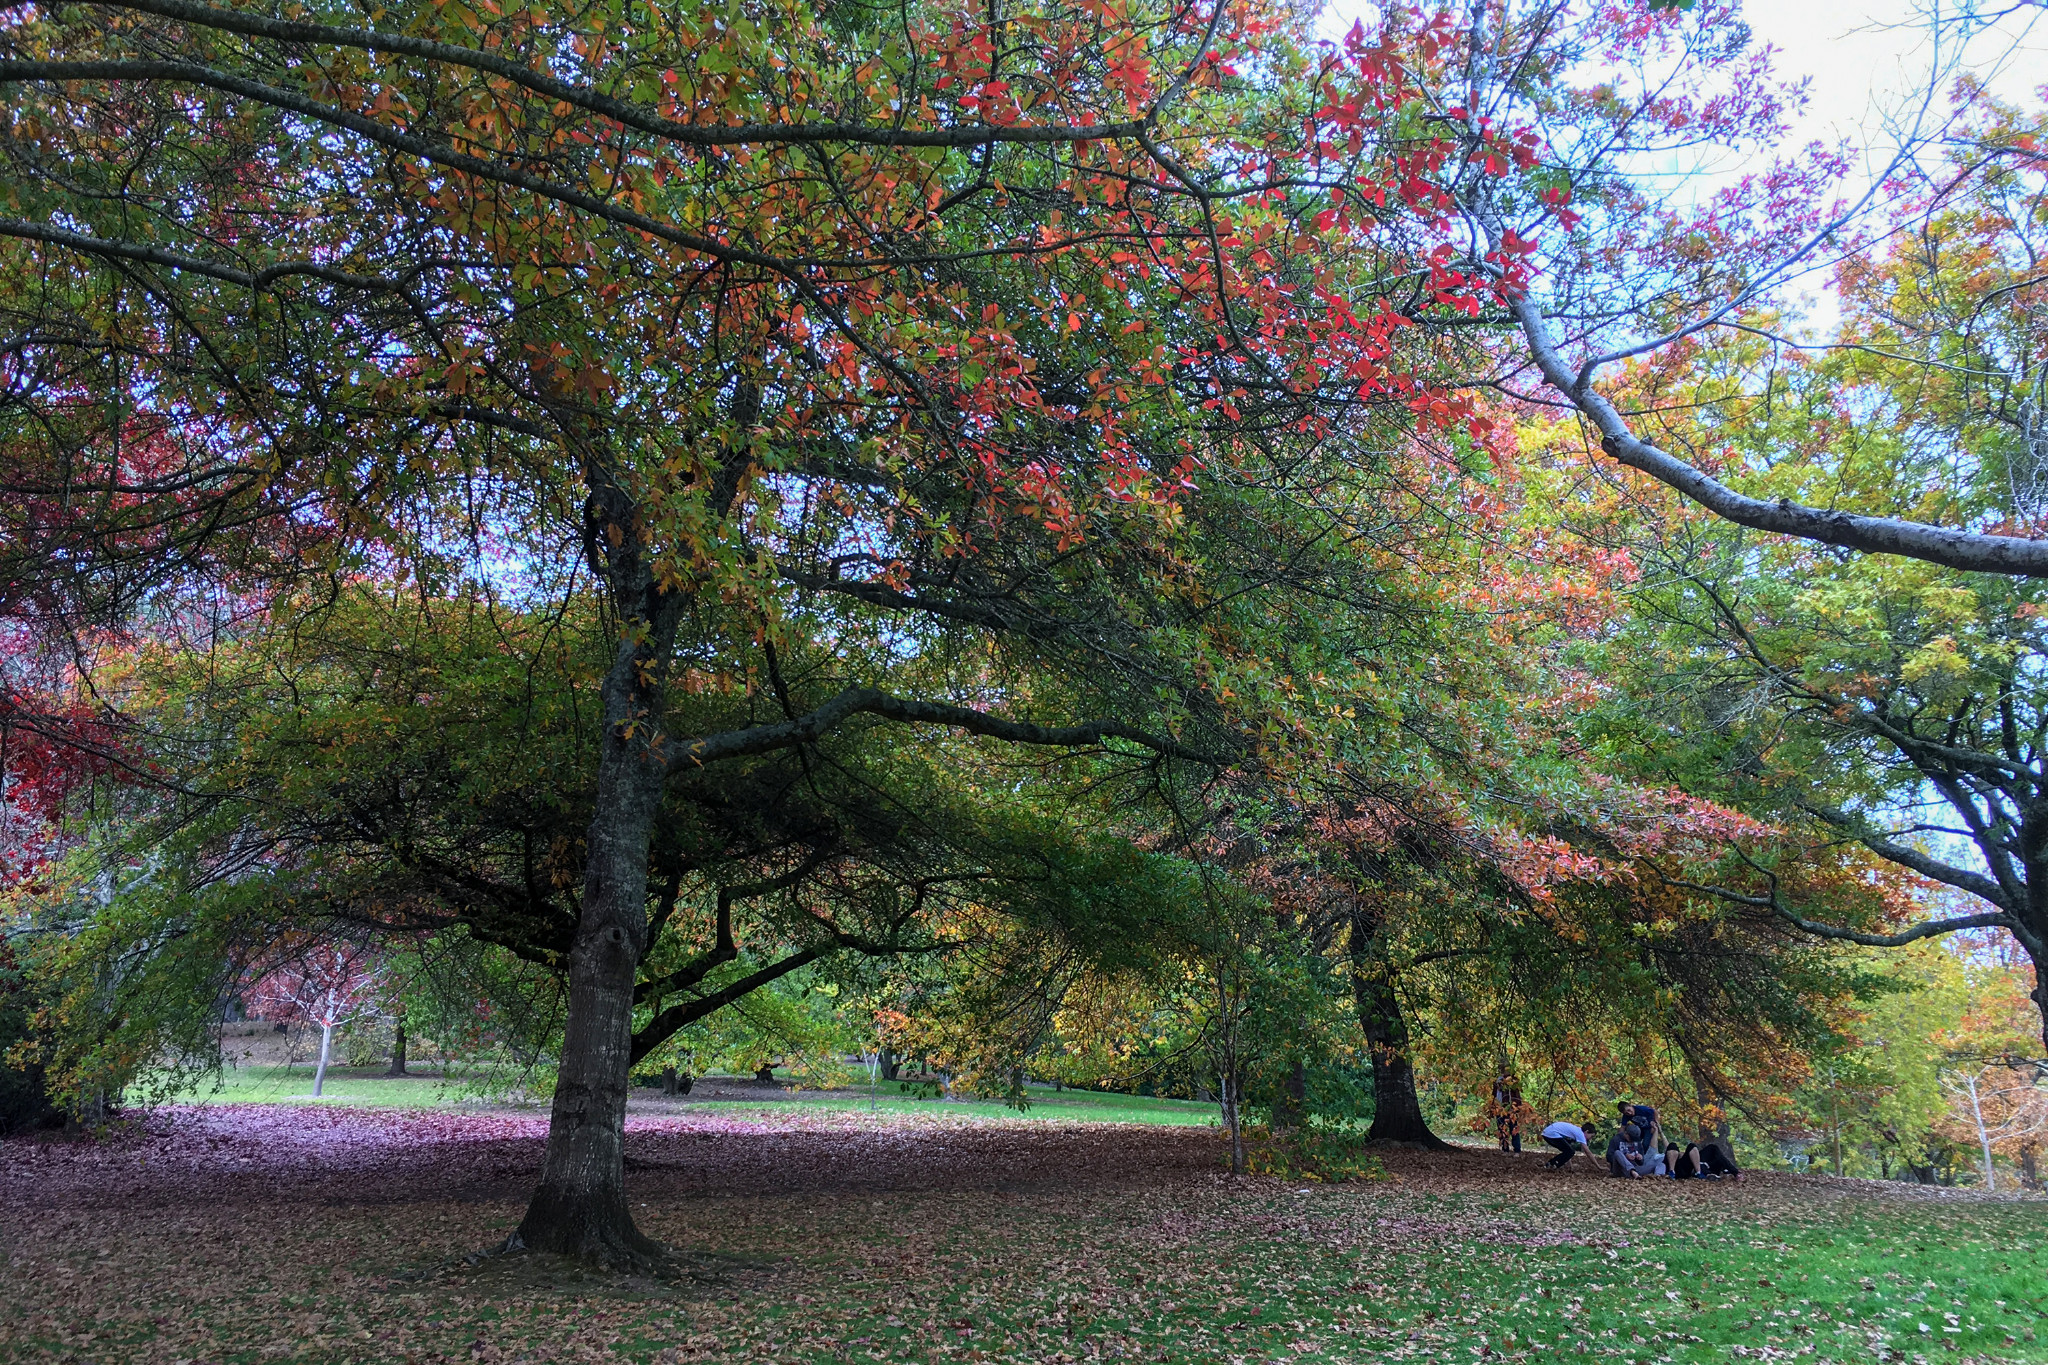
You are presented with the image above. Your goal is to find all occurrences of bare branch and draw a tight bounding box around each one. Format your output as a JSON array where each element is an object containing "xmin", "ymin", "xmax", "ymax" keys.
[
  {"xmin": 1661, "ymin": 869, "xmax": 2014, "ymax": 947},
  {"xmin": 1501, "ymin": 287, "xmax": 2048, "ymax": 577},
  {"xmin": 1798, "ymin": 803, "xmax": 2017, "ymax": 909},
  {"xmin": 0, "ymin": 216, "xmax": 407, "ymax": 292}
]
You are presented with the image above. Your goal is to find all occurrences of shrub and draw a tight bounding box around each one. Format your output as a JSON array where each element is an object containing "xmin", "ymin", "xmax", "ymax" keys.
[{"xmin": 1241, "ymin": 1119, "xmax": 1386, "ymax": 1182}]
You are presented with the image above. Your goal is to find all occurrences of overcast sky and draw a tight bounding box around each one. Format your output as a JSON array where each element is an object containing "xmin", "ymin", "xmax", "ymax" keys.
[
  {"xmin": 1314, "ymin": 2, "xmax": 2046, "ymax": 330},
  {"xmin": 1748, "ymin": 0, "xmax": 2046, "ymax": 166},
  {"xmin": 1312, "ymin": 2, "xmax": 2047, "ymax": 173}
]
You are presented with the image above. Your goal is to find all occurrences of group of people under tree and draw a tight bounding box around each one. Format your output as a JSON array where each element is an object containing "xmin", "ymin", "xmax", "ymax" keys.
[
  {"xmin": 5, "ymin": 0, "xmax": 2048, "ymax": 1273},
  {"xmin": 1539, "ymin": 1104, "xmax": 1742, "ymax": 1182}
]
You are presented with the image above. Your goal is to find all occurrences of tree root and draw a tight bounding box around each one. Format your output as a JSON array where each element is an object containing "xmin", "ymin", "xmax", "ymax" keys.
[{"xmin": 1365, "ymin": 1134, "xmax": 1459, "ymax": 1153}]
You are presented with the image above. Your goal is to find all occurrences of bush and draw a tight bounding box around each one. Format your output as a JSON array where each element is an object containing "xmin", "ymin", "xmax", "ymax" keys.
[
  {"xmin": 1241, "ymin": 1119, "xmax": 1386, "ymax": 1182},
  {"xmin": 0, "ymin": 942, "xmax": 62, "ymax": 1133},
  {"xmin": 342, "ymin": 1022, "xmax": 390, "ymax": 1068}
]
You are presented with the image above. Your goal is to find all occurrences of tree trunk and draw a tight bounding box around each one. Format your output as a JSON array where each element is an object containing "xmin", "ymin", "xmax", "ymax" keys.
[
  {"xmin": 1694, "ymin": 1073, "xmax": 1732, "ymax": 1147},
  {"xmin": 513, "ymin": 491, "xmax": 681, "ymax": 1266},
  {"xmin": 387, "ymin": 1018, "xmax": 408, "ymax": 1077},
  {"xmin": 1219, "ymin": 1069, "xmax": 1246, "ymax": 1173},
  {"xmin": 1272, "ymin": 1059, "xmax": 1307, "ymax": 1131},
  {"xmin": 2022, "ymin": 914, "xmax": 2048, "ymax": 1055},
  {"xmin": 1966, "ymin": 1074, "xmax": 1996, "ymax": 1192},
  {"xmin": 1349, "ymin": 910, "xmax": 1450, "ymax": 1150},
  {"xmin": 514, "ymin": 644, "xmax": 669, "ymax": 1265},
  {"xmin": 312, "ymin": 1022, "xmax": 333, "ymax": 1097}
]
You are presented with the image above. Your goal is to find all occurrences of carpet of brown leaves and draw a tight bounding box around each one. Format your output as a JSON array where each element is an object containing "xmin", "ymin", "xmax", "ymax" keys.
[{"xmin": 3, "ymin": 1105, "xmax": 2040, "ymax": 1364}]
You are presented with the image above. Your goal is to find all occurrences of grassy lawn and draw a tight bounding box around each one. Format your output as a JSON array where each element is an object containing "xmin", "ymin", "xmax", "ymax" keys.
[
  {"xmin": 709, "ymin": 1082, "xmax": 1220, "ymax": 1126},
  {"xmin": 170, "ymin": 1064, "xmax": 1222, "ymax": 1125},
  {"xmin": 704, "ymin": 1172, "xmax": 2048, "ymax": 1365},
  {"xmin": 170, "ymin": 1064, "xmax": 484, "ymax": 1108},
  {"xmin": 4, "ymin": 1106, "xmax": 2042, "ymax": 1364}
]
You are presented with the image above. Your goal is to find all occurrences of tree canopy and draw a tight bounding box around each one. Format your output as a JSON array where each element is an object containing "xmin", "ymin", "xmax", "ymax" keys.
[{"xmin": 6, "ymin": 0, "xmax": 2048, "ymax": 1258}]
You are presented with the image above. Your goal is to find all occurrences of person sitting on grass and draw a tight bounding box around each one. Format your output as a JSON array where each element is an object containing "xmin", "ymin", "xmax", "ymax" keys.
[
  {"xmin": 1540, "ymin": 1117, "xmax": 1598, "ymax": 1169},
  {"xmin": 1607, "ymin": 1122, "xmax": 1668, "ymax": 1177},
  {"xmin": 1606, "ymin": 1123, "xmax": 1641, "ymax": 1178},
  {"xmin": 1699, "ymin": 1140, "xmax": 1741, "ymax": 1181},
  {"xmin": 1669, "ymin": 1140, "xmax": 1740, "ymax": 1181}
]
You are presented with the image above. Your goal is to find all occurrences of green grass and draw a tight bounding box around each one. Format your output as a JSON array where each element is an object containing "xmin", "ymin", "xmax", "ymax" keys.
[
  {"xmin": 6, "ymin": 1105, "xmax": 2045, "ymax": 1365},
  {"xmin": 704, "ymin": 1179, "xmax": 2048, "ymax": 1365},
  {"xmin": 170, "ymin": 1065, "xmax": 1223, "ymax": 1124},
  {"xmin": 714, "ymin": 1081, "xmax": 1221, "ymax": 1125},
  {"xmin": 167, "ymin": 1064, "xmax": 493, "ymax": 1108}
]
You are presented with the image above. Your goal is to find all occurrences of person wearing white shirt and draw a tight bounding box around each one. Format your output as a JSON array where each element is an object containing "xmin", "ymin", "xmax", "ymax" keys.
[{"xmin": 1540, "ymin": 1119, "xmax": 1596, "ymax": 1169}]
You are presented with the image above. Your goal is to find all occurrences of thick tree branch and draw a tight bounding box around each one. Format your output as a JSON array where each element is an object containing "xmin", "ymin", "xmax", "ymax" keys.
[
  {"xmin": 634, "ymin": 848, "xmax": 835, "ymax": 1003},
  {"xmin": 1798, "ymin": 803, "xmax": 2016, "ymax": 910},
  {"xmin": 668, "ymin": 685, "xmax": 1231, "ymax": 769},
  {"xmin": 628, "ymin": 945, "xmax": 828, "ymax": 1064},
  {"xmin": 1502, "ymin": 288, "xmax": 2048, "ymax": 576},
  {"xmin": 1661, "ymin": 870, "xmax": 2014, "ymax": 948},
  {"xmin": 781, "ymin": 569, "xmax": 1021, "ymax": 633},
  {"xmin": 0, "ymin": 216, "xmax": 409, "ymax": 292}
]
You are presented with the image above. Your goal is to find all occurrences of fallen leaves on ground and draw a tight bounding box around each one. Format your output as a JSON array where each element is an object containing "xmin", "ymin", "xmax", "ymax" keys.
[{"xmin": 4, "ymin": 1105, "xmax": 2043, "ymax": 1364}]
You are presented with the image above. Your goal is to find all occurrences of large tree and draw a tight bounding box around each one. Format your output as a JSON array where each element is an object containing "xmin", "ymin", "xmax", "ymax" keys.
[
  {"xmin": 1, "ymin": 0, "xmax": 1520, "ymax": 1265},
  {"xmin": 1410, "ymin": 1, "xmax": 2048, "ymax": 576},
  {"xmin": 1558, "ymin": 91, "xmax": 2048, "ymax": 1045}
]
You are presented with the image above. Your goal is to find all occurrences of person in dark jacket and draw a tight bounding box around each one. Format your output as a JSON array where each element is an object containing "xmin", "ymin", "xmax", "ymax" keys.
[
  {"xmin": 1606, "ymin": 1124, "xmax": 1642, "ymax": 1178},
  {"xmin": 1699, "ymin": 1140, "xmax": 1741, "ymax": 1180},
  {"xmin": 1618, "ymin": 1101, "xmax": 1659, "ymax": 1143}
]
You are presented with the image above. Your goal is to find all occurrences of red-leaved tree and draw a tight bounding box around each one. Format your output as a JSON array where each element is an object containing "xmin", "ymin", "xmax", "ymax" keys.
[{"xmin": 248, "ymin": 941, "xmax": 387, "ymax": 1098}]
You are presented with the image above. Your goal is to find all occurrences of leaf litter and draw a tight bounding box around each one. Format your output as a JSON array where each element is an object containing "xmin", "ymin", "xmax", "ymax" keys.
[{"xmin": 4, "ymin": 1104, "xmax": 2045, "ymax": 1363}]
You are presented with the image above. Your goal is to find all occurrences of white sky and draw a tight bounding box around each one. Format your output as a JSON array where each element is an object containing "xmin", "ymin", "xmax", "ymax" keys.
[
  {"xmin": 1735, "ymin": 1, "xmax": 2046, "ymax": 331},
  {"xmin": 1317, "ymin": 2, "xmax": 2048, "ymax": 332},
  {"xmin": 1748, "ymin": 0, "xmax": 2046, "ymax": 168}
]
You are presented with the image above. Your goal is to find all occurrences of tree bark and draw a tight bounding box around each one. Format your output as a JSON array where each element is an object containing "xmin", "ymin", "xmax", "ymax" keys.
[
  {"xmin": 508, "ymin": 367, "xmax": 758, "ymax": 1268},
  {"xmin": 513, "ymin": 613, "xmax": 672, "ymax": 1265},
  {"xmin": 1349, "ymin": 909, "xmax": 1450, "ymax": 1149},
  {"xmin": 1694, "ymin": 1073, "xmax": 1731, "ymax": 1147},
  {"xmin": 1272, "ymin": 1059, "xmax": 1307, "ymax": 1131},
  {"xmin": 312, "ymin": 1021, "xmax": 333, "ymax": 1097},
  {"xmin": 387, "ymin": 1017, "xmax": 408, "ymax": 1077},
  {"xmin": 511, "ymin": 411, "xmax": 694, "ymax": 1266}
]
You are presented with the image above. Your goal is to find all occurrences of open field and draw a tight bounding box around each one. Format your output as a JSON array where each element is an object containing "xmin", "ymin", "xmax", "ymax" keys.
[
  {"xmin": 171, "ymin": 1064, "xmax": 1223, "ymax": 1125},
  {"xmin": 4, "ymin": 1104, "xmax": 2044, "ymax": 1365}
]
